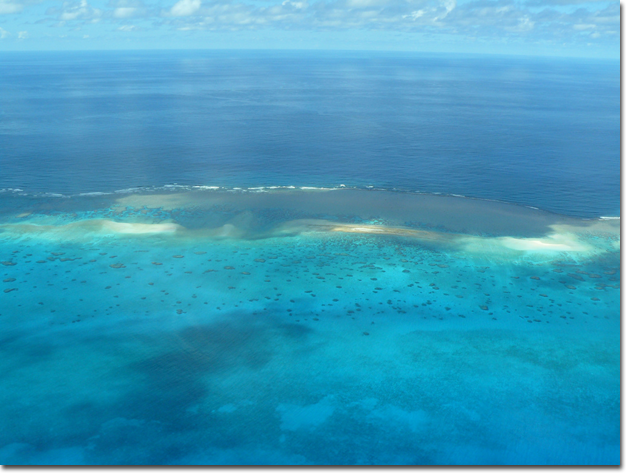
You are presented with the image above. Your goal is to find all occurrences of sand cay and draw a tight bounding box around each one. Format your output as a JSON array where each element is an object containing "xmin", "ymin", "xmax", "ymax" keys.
[
  {"xmin": 276, "ymin": 218, "xmax": 618, "ymax": 258},
  {"xmin": 7, "ymin": 188, "xmax": 616, "ymax": 240},
  {"xmin": 0, "ymin": 210, "xmax": 619, "ymax": 261},
  {"xmin": 100, "ymin": 188, "xmax": 592, "ymax": 237},
  {"xmin": 271, "ymin": 220, "xmax": 444, "ymax": 239}
]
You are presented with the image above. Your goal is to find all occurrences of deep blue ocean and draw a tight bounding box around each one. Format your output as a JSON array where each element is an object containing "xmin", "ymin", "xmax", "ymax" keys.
[
  {"xmin": 0, "ymin": 50, "xmax": 620, "ymax": 217},
  {"xmin": 0, "ymin": 51, "xmax": 620, "ymax": 465}
]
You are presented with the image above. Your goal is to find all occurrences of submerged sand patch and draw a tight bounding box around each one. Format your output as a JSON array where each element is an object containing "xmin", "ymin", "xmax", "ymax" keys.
[
  {"xmin": 0, "ymin": 219, "xmax": 182, "ymax": 241},
  {"xmin": 0, "ymin": 201, "xmax": 619, "ymax": 264},
  {"xmin": 274, "ymin": 219, "xmax": 617, "ymax": 258},
  {"xmin": 459, "ymin": 221, "xmax": 619, "ymax": 257},
  {"xmin": 114, "ymin": 193, "xmax": 220, "ymax": 211},
  {"xmin": 102, "ymin": 221, "xmax": 181, "ymax": 234}
]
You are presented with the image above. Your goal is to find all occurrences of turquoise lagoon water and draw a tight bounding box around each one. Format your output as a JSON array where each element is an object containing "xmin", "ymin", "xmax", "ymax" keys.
[
  {"xmin": 0, "ymin": 188, "xmax": 620, "ymax": 465},
  {"xmin": 0, "ymin": 51, "xmax": 620, "ymax": 465}
]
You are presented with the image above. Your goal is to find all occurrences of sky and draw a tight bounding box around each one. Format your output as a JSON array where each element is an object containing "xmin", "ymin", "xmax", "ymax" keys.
[{"xmin": 0, "ymin": 0, "xmax": 620, "ymax": 57}]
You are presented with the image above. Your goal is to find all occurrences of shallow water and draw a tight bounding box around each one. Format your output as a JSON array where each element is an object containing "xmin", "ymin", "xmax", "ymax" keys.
[{"xmin": 0, "ymin": 189, "xmax": 620, "ymax": 465}]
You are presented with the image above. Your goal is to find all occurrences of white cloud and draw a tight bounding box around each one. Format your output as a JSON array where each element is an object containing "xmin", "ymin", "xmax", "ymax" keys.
[
  {"xmin": 114, "ymin": 7, "xmax": 137, "ymax": 17},
  {"xmin": 106, "ymin": 0, "xmax": 149, "ymax": 19},
  {"xmin": 441, "ymin": 0, "xmax": 455, "ymax": 15},
  {"xmin": 54, "ymin": 0, "xmax": 102, "ymax": 21},
  {"xmin": 404, "ymin": 10, "xmax": 425, "ymax": 20},
  {"xmin": 527, "ymin": 0, "xmax": 612, "ymax": 5},
  {"xmin": 148, "ymin": 0, "xmax": 617, "ymax": 50},
  {"xmin": 282, "ymin": 0, "xmax": 307, "ymax": 9},
  {"xmin": 506, "ymin": 15, "xmax": 534, "ymax": 32},
  {"xmin": 0, "ymin": 26, "xmax": 10, "ymax": 37},
  {"xmin": 0, "ymin": 0, "xmax": 23, "ymax": 14},
  {"xmin": 574, "ymin": 23, "xmax": 596, "ymax": 30},
  {"xmin": 17, "ymin": 29, "xmax": 27, "ymax": 38},
  {"xmin": 346, "ymin": 0, "xmax": 386, "ymax": 8},
  {"xmin": 169, "ymin": 0, "xmax": 201, "ymax": 16},
  {"xmin": 15, "ymin": 0, "xmax": 614, "ymax": 49}
]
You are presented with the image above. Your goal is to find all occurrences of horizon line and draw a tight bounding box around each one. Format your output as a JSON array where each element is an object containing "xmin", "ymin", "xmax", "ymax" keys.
[{"xmin": 0, "ymin": 47, "xmax": 620, "ymax": 61}]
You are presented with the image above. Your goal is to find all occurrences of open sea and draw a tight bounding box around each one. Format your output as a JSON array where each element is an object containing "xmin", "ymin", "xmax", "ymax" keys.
[{"xmin": 0, "ymin": 50, "xmax": 620, "ymax": 465}]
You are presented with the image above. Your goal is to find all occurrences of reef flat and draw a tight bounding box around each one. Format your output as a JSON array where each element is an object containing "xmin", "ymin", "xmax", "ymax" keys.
[{"xmin": 0, "ymin": 189, "xmax": 620, "ymax": 465}]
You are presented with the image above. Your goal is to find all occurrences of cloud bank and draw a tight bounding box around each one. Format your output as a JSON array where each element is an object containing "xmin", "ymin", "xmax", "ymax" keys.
[{"xmin": 0, "ymin": 0, "xmax": 619, "ymax": 54}]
